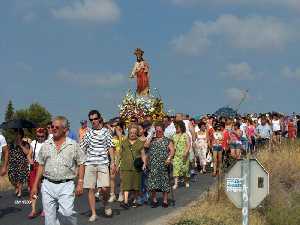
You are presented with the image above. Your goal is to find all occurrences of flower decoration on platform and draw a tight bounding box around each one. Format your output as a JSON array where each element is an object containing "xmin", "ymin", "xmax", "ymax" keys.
[{"xmin": 119, "ymin": 89, "xmax": 165, "ymax": 123}]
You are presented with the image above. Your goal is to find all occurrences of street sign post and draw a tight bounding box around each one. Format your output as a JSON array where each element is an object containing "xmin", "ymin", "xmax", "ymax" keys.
[{"xmin": 225, "ymin": 159, "xmax": 269, "ymax": 225}]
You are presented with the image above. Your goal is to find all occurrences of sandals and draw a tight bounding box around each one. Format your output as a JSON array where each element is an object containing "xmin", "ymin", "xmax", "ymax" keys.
[
  {"xmin": 27, "ymin": 212, "xmax": 38, "ymax": 219},
  {"xmin": 151, "ymin": 201, "xmax": 159, "ymax": 208},
  {"xmin": 162, "ymin": 202, "xmax": 169, "ymax": 208},
  {"xmin": 120, "ymin": 202, "xmax": 130, "ymax": 210}
]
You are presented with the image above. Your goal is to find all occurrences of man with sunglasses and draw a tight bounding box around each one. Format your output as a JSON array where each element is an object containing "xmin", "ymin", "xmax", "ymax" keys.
[
  {"xmin": 80, "ymin": 110, "xmax": 116, "ymax": 222},
  {"xmin": 31, "ymin": 116, "xmax": 86, "ymax": 225}
]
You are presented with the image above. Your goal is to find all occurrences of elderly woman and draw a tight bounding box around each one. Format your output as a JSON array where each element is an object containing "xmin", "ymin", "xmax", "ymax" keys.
[
  {"xmin": 8, "ymin": 129, "xmax": 30, "ymax": 198},
  {"xmin": 145, "ymin": 123, "xmax": 175, "ymax": 208},
  {"xmin": 119, "ymin": 123, "xmax": 147, "ymax": 209},
  {"xmin": 172, "ymin": 121, "xmax": 190, "ymax": 189}
]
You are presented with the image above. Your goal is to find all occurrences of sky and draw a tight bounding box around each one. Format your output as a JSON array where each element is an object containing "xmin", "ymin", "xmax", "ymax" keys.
[{"xmin": 1, "ymin": 0, "xmax": 300, "ymax": 131}]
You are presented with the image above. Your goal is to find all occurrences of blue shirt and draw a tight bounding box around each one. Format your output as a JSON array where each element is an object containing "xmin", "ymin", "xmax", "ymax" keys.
[{"xmin": 256, "ymin": 124, "xmax": 272, "ymax": 139}]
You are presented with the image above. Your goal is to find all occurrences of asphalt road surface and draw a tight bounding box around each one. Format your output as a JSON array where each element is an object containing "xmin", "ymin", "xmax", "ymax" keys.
[{"xmin": 0, "ymin": 174, "xmax": 214, "ymax": 225}]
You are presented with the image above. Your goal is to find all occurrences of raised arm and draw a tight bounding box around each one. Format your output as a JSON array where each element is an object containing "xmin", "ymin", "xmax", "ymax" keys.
[{"xmin": 141, "ymin": 148, "xmax": 147, "ymax": 170}]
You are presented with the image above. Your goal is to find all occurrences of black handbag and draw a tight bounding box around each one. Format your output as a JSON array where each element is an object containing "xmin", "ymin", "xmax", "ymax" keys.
[{"xmin": 129, "ymin": 146, "xmax": 144, "ymax": 172}]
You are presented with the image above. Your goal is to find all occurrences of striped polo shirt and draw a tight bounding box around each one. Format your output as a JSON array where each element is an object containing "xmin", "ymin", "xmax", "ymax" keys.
[{"xmin": 80, "ymin": 127, "xmax": 114, "ymax": 166}]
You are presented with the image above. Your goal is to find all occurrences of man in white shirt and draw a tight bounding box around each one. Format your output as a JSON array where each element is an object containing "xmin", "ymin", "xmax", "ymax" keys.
[
  {"xmin": 163, "ymin": 116, "xmax": 176, "ymax": 139},
  {"xmin": 0, "ymin": 133, "xmax": 9, "ymax": 176}
]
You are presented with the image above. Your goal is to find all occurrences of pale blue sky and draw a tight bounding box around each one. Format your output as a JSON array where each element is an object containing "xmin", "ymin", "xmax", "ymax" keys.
[{"xmin": 1, "ymin": 0, "xmax": 300, "ymax": 131}]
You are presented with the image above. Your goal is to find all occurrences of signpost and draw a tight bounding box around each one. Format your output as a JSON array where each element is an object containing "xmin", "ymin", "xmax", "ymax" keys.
[{"xmin": 225, "ymin": 159, "xmax": 269, "ymax": 225}]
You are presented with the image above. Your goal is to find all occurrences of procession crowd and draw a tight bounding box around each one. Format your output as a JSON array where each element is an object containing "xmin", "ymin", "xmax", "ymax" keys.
[{"xmin": 0, "ymin": 110, "xmax": 299, "ymax": 225}]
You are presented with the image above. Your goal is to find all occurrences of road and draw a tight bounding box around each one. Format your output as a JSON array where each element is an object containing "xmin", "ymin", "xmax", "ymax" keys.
[{"xmin": 0, "ymin": 174, "xmax": 214, "ymax": 225}]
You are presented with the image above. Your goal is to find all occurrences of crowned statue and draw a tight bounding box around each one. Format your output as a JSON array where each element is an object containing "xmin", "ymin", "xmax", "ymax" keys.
[
  {"xmin": 119, "ymin": 48, "xmax": 165, "ymax": 123},
  {"xmin": 129, "ymin": 48, "xmax": 150, "ymax": 96}
]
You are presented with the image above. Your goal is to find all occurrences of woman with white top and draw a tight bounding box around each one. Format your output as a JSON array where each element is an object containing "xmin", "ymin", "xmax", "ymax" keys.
[
  {"xmin": 194, "ymin": 122, "xmax": 209, "ymax": 173},
  {"xmin": 272, "ymin": 114, "xmax": 281, "ymax": 144},
  {"xmin": 229, "ymin": 122, "xmax": 243, "ymax": 160},
  {"xmin": 27, "ymin": 128, "xmax": 48, "ymax": 219}
]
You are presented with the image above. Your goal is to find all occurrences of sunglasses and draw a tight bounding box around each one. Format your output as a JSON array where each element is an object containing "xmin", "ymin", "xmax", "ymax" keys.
[
  {"xmin": 51, "ymin": 125, "xmax": 61, "ymax": 130},
  {"xmin": 89, "ymin": 117, "xmax": 99, "ymax": 122}
]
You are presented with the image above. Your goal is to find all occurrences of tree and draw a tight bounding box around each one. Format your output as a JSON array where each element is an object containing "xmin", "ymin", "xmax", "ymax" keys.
[
  {"xmin": 4, "ymin": 100, "xmax": 14, "ymax": 121},
  {"xmin": 5, "ymin": 102, "xmax": 52, "ymax": 142},
  {"xmin": 3, "ymin": 100, "xmax": 15, "ymax": 144},
  {"xmin": 14, "ymin": 102, "xmax": 52, "ymax": 127}
]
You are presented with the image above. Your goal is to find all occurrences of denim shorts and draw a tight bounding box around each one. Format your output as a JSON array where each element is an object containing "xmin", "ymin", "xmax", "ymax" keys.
[
  {"xmin": 213, "ymin": 145, "xmax": 223, "ymax": 152},
  {"xmin": 230, "ymin": 143, "xmax": 242, "ymax": 149}
]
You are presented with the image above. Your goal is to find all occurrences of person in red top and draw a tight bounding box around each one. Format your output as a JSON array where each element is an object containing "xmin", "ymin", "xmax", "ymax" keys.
[
  {"xmin": 222, "ymin": 123, "xmax": 230, "ymax": 151},
  {"xmin": 206, "ymin": 117, "xmax": 215, "ymax": 149},
  {"xmin": 287, "ymin": 118, "xmax": 296, "ymax": 140}
]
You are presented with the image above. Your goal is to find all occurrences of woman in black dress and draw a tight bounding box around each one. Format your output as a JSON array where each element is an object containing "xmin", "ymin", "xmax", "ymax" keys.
[{"xmin": 8, "ymin": 129, "xmax": 30, "ymax": 197}]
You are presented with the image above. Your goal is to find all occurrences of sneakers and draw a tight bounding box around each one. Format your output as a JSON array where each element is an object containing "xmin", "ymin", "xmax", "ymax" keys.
[
  {"xmin": 117, "ymin": 193, "xmax": 124, "ymax": 202},
  {"xmin": 108, "ymin": 193, "xmax": 116, "ymax": 203},
  {"xmin": 190, "ymin": 169, "xmax": 197, "ymax": 176},
  {"xmin": 185, "ymin": 183, "xmax": 190, "ymax": 188},
  {"xmin": 88, "ymin": 214, "xmax": 98, "ymax": 222},
  {"xmin": 95, "ymin": 191, "xmax": 100, "ymax": 199},
  {"xmin": 104, "ymin": 206, "xmax": 113, "ymax": 217}
]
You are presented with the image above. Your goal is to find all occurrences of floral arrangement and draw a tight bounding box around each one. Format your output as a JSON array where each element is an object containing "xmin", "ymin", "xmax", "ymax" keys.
[{"xmin": 118, "ymin": 90, "xmax": 165, "ymax": 123}]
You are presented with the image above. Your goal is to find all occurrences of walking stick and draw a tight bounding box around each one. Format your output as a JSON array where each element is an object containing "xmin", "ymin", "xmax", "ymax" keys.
[{"xmin": 167, "ymin": 164, "xmax": 175, "ymax": 206}]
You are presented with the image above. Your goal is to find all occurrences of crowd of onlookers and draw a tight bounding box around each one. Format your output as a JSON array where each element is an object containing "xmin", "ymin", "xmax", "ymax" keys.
[{"xmin": 0, "ymin": 111, "xmax": 299, "ymax": 225}]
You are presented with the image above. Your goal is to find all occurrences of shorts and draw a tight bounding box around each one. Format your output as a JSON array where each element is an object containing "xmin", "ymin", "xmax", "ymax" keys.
[
  {"xmin": 212, "ymin": 145, "xmax": 223, "ymax": 152},
  {"xmin": 83, "ymin": 164, "xmax": 110, "ymax": 189},
  {"xmin": 230, "ymin": 143, "xmax": 242, "ymax": 149}
]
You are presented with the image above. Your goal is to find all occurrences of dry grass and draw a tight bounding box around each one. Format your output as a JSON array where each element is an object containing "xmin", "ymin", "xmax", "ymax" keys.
[
  {"xmin": 171, "ymin": 140, "xmax": 300, "ymax": 225},
  {"xmin": 0, "ymin": 175, "xmax": 13, "ymax": 192}
]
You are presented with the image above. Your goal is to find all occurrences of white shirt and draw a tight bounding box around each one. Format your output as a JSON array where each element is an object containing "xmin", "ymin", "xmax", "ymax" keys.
[
  {"xmin": 272, "ymin": 120, "xmax": 281, "ymax": 131},
  {"xmin": 183, "ymin": 120, "xmax": 193, "ymax": 152},
  {"xmin": 0, "ymin": 134, "xmax": 7, "ymax": 161},
  {"xmin": 80, "ymin": 127, "xmax": 114, "ymax": 166},
  {"xmin": 47, "ymin": 133, "xmax": 53, "ymax": 141},
  {"xmin": 0, "ymin": 134, "xmax": 7, "ymax": 148},
  {"xmin": 30, "ymin": 140, "xmax": 44, "ymax": 161},
  {"xmin": 240, "ymin": 123, "xmax": 248, "ymax": 138},
  {"xmin": 164, "ymin": 122, "xmax": 176, "ymax": 139},
  {"xmin": 194, "ymin": 125, "xmax": 200, "ymax": 133}
]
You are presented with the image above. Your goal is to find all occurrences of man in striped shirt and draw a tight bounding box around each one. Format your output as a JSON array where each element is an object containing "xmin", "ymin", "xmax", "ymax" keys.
[{"xmin": 80, "ymin": 110, "xmax": 116, "ymax": 222}]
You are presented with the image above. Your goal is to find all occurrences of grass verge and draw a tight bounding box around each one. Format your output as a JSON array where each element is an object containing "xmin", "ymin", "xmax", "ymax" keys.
[{"xmin": 170, "ymin": 140, "xmax": 300, "ymax": 225}]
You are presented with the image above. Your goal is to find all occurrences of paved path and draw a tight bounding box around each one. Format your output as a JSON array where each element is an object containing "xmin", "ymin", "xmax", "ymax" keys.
[{"xmin": 0, "ymin": 174, "xmax": 214, "ymax": 225}]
